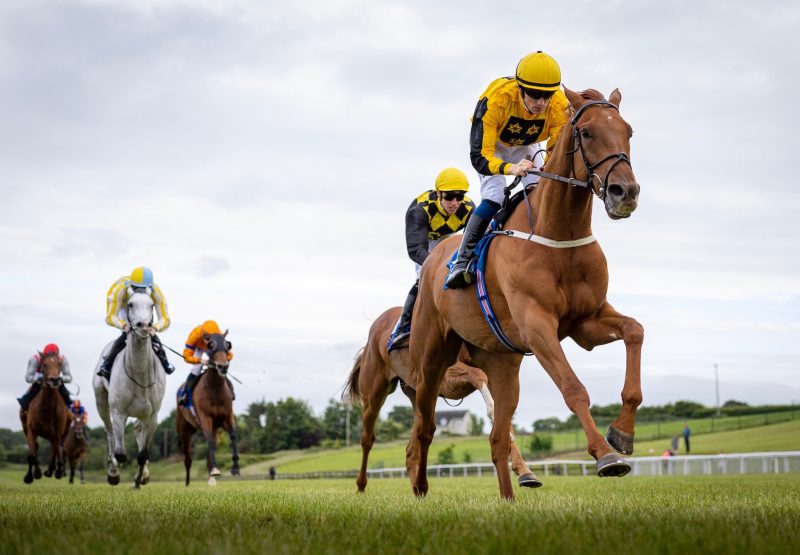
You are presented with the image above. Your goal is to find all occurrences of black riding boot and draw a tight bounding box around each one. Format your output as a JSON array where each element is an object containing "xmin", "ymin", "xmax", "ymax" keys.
[
  {"xmin": 388, "ymin": 280, "xmax": 419, "ymax": 351},
  {"xmin": 180, "ymin": 373, "xmax": 201, "ymax": 406},
  {"xmin": 98, "ymin": 332, "xmax": 127, "ymax": 379},
  {"xmin": 58, "ymin": 384, "xmax": 72, "ymax": 407},
  {"xmin": 151, "ymin": 334, "xmax": 175, "ymax": 374},
  {"xmin": 17, "ymin": 383, "xmax": 42, "ymax": 410},
  {"xmin": 444, "ymin": 212, "xmax": 493, "ymax": 289}
]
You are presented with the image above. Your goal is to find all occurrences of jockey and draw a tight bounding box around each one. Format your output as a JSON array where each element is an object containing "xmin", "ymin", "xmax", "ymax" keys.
[
  {"xmin": 179, "ymin": 320, "xmax": 234, "ymax": 406},
  {"xmin": 17, "ymin": 343, "xmax": 72, "ymax": 410},
  {"xmin": 69, "ymin": 399, "xmax": 89, "ymax": 425},
  {"xmin": 97, "ymin": 266, "xmax": 174, "ymax": 379},
  {"xmin": 387, "ymin": 168, "xmax": 475, "ymax": 350},
  {"xmin": 445, "ymin": 51, "xmax": 571, "ymax": 289}
]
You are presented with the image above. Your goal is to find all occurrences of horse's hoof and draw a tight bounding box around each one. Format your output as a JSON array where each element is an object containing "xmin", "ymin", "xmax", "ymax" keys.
[
  {"xmin": 33, "ymin": 468, "xmax": 42, "ymax": 479},
  {"xmin": 115, "ymin": 453, "xmax": 127, "ymax": 464},
  {"xmin": 208, "ymin": 477, "xmax": 217, "ymax": 486},
  {"xmin": 518, "ymin": 473, "xmax": 543, "ymax": 488},
  {"xmin": 107, "ymin": 474, "xmax": 120, "ymax": 486},
  {"xmin": 210, "ymin": 467, "xmax": 221, "ymax": 477},
  {"xmin": 24, "ymin": 474, "xmax": 33, "ymax": 484},
  {"xmin": 606, "ymin": 426, "xmax": 634, "ymax": 455},
  {"xmin": 43, "ymin": 469, "xmax": 52, "ymax": 478},
  {"xmin": 141, "ymin": 476, "xmax": 150, "ymax": 486},
  {"xmin": 230, "ymin": 468, "xmax": 240, "ymax": 477},
  {"xmin": 596, "ymin": 453, "xmax": 632, "ymax": 477},
  {"xmin": 131, "ymin": 484, "xmax": 141, "ymax": 490}
]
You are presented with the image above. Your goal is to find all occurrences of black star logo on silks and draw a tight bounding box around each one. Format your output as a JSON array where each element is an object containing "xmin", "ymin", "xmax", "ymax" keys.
[{"xmin": 500, "ymin": 117, "xmax": 546, "ymax": 145}]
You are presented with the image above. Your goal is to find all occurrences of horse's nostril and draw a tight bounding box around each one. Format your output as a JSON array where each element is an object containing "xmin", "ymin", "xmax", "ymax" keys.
[{"xmin": 607, "ymin": 184, "xmax": 624, "ymax": 199}]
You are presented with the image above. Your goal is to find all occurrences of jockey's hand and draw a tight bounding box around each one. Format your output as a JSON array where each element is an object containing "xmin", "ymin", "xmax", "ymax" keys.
[
  {"xmin": 34, "ymin": 372, "xmax": 43, "ymax": 383},
  {"xmin": 148, "ymin": 327, "xmax": 157, "ymax": 337},
  {"xmin": 508, "ymin": 159, "xmax": 535, "ymax": 177},
  {"xmin": 123, "ymin": 323, "xmax": 130, "ymax": 333}
]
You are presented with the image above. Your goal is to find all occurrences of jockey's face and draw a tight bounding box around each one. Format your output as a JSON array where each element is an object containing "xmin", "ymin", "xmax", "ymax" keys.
[
  {"xmin": 521, "ymin": 88, "xmax": 553, "ymax": 115},
  {"xmin": 438, "ymin": 192, "xmax": 463, "ymax": 216}
]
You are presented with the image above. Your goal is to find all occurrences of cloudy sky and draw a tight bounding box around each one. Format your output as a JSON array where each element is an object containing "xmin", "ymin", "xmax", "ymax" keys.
[{"xmin": 1, "ymin": 0, "xmax": 798, "ymax": 433}]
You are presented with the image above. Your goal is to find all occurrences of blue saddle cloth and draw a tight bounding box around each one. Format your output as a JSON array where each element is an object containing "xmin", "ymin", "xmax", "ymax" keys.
[
  {"xmin": 177, "ymin": 383, "xmax": 193, "ymax": 410},
  {"xmin": 446, "ymin": 231, "xmax": 532, "ymax": 355}
]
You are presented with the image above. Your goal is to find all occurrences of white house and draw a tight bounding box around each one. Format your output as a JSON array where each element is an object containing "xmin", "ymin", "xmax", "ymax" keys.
[{"xmin": 434, "ymin": 410, "xmax": 472, "ymax": 436}]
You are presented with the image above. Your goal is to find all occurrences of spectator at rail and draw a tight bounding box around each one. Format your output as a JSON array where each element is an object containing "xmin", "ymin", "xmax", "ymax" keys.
[
  {"xmin": 671, "ymin": 433, "xmax": 679, "ymax": 454},
  {"xmin": 682, "ymin": 423, "xmax": 691, "ymax": 453},
  {"xmin": 269, "ymin": 466, "xmax": 277, "ymax": 480}
]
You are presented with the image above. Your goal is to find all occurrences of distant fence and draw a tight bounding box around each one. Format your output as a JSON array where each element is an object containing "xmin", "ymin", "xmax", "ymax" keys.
[{"xmin": 267, "ymin": 451, "xmax": 800, "ymax": 481}]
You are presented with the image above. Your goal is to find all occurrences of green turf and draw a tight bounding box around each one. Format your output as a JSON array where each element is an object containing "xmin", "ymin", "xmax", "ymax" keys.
[{"xmin": 1, "ymin": 473, "xmax": 797, "ymax": 554}]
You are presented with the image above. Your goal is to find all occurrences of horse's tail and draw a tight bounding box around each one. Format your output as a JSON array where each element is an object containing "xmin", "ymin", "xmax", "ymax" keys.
[{"xmin": 342, "ymin": 347, "xmax": 365, "ymax": 404}]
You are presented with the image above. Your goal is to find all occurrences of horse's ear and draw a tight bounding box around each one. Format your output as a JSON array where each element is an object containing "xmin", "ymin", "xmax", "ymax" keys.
[
  {"xmin": 223, "ymin": 329, "xmax": 229, "ymax": 337},
  {"xmin": 609, "ymin": 88, "xmax": 622, "ymax": 107},
  {"xmin": 563, "ymin": 86, "xmax": 585, "ymax": 111},
  {"xmin": 126, "ymin": 286, "xmax": 134, "ymax": 297}
]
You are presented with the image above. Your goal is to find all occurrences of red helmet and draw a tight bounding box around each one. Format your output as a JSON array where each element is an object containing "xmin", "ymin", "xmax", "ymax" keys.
[{"xmin": 43, "ymin": 343, "xmax": 60, "ymax": 355}]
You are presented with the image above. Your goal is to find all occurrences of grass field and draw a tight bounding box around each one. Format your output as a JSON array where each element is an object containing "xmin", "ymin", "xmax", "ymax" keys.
[
  {"xmin": 1, "ymin": 471, "xmax": 798, "ymax": 555},
  {"xmin": 241, "ymin": 418, "xmax": 800, "ymax": 475}
]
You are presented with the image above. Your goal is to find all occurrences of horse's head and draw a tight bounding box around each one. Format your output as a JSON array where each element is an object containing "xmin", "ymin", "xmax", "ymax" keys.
[
  {"xmin": 203, "ymin": 331, "xmax": 231, "ymax": 375},
  {"xmin": 126, "ymin": 290, "xmax": 155, "ymax": 338},
  {"xmin": 563, "ymin": 87, "xmax": 639, "ymax": 220},
  {"xmin": 71, "ymin": 419, "xmax": 86, "ymax": 441},
  {"xmin": 39, "ymin": 352, "xmax": 63, "ymax": 387}
]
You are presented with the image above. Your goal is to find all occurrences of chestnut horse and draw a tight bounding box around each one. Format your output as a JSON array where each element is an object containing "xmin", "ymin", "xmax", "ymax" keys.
[
  {"xmin": 176, "ymin": 331, "xmax": 240, "ymax": 486},
  {"xmin": 345, "ymin": 306, "xmax": 540, "ymax": 493},
  {"xmin": 408, "ymin": 88, "xmax": 643, "ymax": 499},
  {"xmin": 64, "ymin": 418, "xmax": 89, "ymax": 484},
  {"xmin": 19, "ymin": 353, "xmax": 70, "ymax": 484}
]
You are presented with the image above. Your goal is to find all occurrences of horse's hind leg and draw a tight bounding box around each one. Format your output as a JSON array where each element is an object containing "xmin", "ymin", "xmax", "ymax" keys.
[
  {"xmin": 355, "ymin": 366, "xmax": 394, "ymax": 493},
  {"xmin": 69, "ymin": 458, "xmax": 75, "ymax": 484},
  {"xmin": 79, "ymin": 457, "xmax": 85, "ymax": 484},
  {"xmin": 177, "ymin": 412, "xmax": 194, "ymax": 486}
]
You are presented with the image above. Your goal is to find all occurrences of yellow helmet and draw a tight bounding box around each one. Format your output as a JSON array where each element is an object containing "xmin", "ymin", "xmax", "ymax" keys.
[
  {"xmin": 201, "ymin": 320, "xmax": 222, "ymax": 335},
  {"xmin": 434, "ymin": 168, "xmax": 469, "ymax": 192},
  {"xmin": 515, "ymin": 51, "xmax": 561, "ymax": 92}
]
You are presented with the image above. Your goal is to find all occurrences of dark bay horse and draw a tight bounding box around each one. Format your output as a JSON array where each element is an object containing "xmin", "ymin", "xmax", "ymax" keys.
[
  {"xmin": 64, "ymin": 418, "xmax": 89, "ymax": 484},
  {"xmin": 176, "ymin": 331, "xmax": 240, "ymax": 486},
  {"xmin": 408, "ymin": 88, "xmax": 643, "ymax": 499},
  {"xmin": 19, "ymin": 353, "xmax": 70, "ymax": 484},
  {"xmin": 345, "ymin": 306, "xmax": 540, "ymax": 493}
]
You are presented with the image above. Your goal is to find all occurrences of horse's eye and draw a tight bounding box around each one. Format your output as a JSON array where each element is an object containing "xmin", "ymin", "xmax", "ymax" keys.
[
  {"xmin": 581, "ymin": 128, "xmax": 591, "ymax": 140},
  {"xmin": 225, "ymin": 341, "xmax": 232, "ymax": 351},
  {"xmin": 207, "ymin": 340, "xmax": 216, "ymax": 351},
  {"xmin": 127, "ymin": 302, "xmax": 133, "ymax": 309}
]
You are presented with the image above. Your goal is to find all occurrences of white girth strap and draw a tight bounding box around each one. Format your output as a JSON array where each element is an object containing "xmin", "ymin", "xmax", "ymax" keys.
[{"xmin": 498, "ymin": 229, "xmax": 597, "ymax": 248}]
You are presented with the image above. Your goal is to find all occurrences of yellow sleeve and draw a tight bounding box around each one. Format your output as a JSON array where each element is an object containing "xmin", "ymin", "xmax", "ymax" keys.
[
  {"xmin": 105, "ymin": 278, "xmax": 128, "ymax": 330},
  {"xmin": 226, "ymin": 351, "xmax": 234, "ymax": 362},
  {"xmin": 151, "ymin": 284, "xmax": 171, "ymax": 332}
]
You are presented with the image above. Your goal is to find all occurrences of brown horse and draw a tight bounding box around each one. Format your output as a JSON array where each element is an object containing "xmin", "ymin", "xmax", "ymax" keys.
[
  {"xmin": 407, "ymin": 88, "xmax": 643, "ymax": 499},
  {"xmin": 64, "ymin": 417, "xmax": 89, "ymax": 484},
  {"xmin": 345, "ymin": 306, "xmax": 540, "ymax": 493},
  {"xmin": 176, "ymin": 332, "xmax": 240, "ymax": 486},
  {"xmin": 19, "ymin": 353, "xmax": 70, "ymax": 484}
]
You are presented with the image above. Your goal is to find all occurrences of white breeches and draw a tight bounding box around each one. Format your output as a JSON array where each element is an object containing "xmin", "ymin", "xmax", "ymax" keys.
[
  {"xmin": 189, "ymin": 364, "xmax": 203, "ymax": 376},
  {"xmin": 479, "ymin": 142, "xmax": 547, "ymax": 203}
]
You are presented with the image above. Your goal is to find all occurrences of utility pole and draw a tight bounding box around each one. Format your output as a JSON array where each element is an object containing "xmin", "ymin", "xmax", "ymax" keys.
[
  {"xmin": 714, "ymin": 363, "xmax": 721, "ymax": 417},
  {"xmin": 345, "ymin": 403, "xmax": 351, "ymax": 447}
]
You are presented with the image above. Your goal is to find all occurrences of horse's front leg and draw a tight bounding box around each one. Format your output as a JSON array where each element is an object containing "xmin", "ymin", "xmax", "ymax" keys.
[
  {"xmin": 225, "ymin": 413, "xmax": 240, "ymax": 477},
  {"xmin": 197, "ymin": 415, "xmax": 220, "ymax": 482},
  {"xmin": 132, "ymin": 417, "xmax": 158, "ymax": 488},
  {"xmin": 44, "ymin": 439, "xmax": 57, "ymax": 478},
  {"xmin": 518, "ymin": 306, "xmax": 630, "ymax": 477},
  {"xmin": 23, "ymin": 431, "xmax": 37, "ymax": 484},
  {"xmin": 110, "ymin": 408, "xmax": 128, "ymax": 465},
  {"xmin": 571, "ymin": 302, "xmax": 644, "ymax": 455}
]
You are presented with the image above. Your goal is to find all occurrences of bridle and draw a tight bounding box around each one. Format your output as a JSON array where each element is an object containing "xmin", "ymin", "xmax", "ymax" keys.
[{"xmin": 529, "ymin": 100, "xmax": 632, "ymax": 201}]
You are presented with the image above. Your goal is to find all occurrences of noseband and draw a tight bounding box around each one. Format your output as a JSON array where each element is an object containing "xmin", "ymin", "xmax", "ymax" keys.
[{"xmin": 531, "ymin": 100, "xmax": 632, "ymax": 200}]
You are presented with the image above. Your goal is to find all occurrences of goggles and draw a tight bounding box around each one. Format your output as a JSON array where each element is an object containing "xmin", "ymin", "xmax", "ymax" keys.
[
  {"xmin": 521, "ymin": 87, "xmax": 556, "ymax": 100},
  {"xmin": 440, "ymin": 191, "xmax": 466, "ymax": 202}
]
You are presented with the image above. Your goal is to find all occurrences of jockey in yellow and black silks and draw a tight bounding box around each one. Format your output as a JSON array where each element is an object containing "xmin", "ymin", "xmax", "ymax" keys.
[
  {"xmin": 445, "ymin": 51, "xmax": 570, "ymax": 289},
  {"xmin": 387, "ymin": 168, "xmax": 475, "ymax": 350},
  {"xmin": 97, "ymin": 266, "xmax": 175, "ymax": 379}
]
